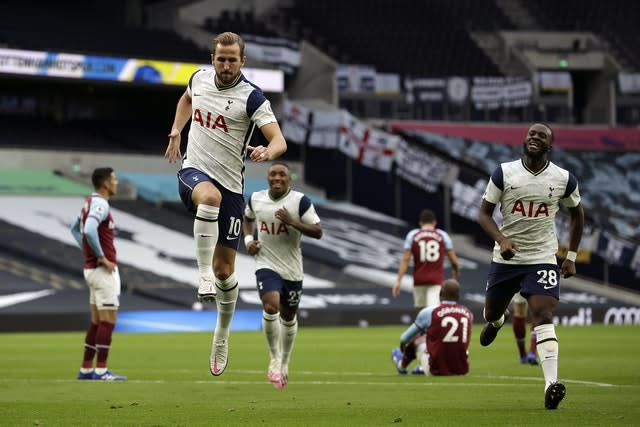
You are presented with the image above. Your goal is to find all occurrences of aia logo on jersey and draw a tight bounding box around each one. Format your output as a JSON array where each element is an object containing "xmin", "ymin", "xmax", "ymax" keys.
[
  {"xmin": 259, "ymin": 221, "xmax": 289, "ymax": 235},
  {"xmin": 511, "ymin": 200, "xmax": 549, "ymax": 217},
  {"xmin": 192, "ymin": 108, "xmax": 228, "ymax": 132}
]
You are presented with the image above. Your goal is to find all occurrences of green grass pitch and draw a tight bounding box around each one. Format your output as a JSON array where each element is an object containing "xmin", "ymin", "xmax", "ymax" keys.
[{"xmin": 1, "ymin": 324, "xmax": 638, "ymax": 426}]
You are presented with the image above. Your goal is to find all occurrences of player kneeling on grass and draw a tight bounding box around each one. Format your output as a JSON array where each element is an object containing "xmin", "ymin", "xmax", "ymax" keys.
[
  {"xmin": 392, "ymin": 279, "xmax": 473, "ymax": 376},
  {"xmin": 243, "ymin": 162, "xmax": 323, "ymax": 389}
]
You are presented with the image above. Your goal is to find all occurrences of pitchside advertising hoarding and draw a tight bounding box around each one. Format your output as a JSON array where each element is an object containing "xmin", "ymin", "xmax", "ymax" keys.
[{"xmin": 0, "ymin": 47, "xmax": 284, "ymax": 92}]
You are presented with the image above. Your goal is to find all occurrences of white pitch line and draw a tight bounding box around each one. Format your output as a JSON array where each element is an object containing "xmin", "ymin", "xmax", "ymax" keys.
[
  {"xmin": 478, "ymin": 374, "xmax": 615, "ymax": 387},
  {"xmin": 0, "ymin": 376, "xmax": 631, "ymax": 388}
]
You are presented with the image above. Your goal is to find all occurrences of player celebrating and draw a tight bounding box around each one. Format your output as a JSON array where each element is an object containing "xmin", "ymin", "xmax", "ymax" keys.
[
  {"xmin": 392, "ymin": 279, "xmax": 473, "ymax": 376},
  {"xmin": 242, "ymin": 162, "xmax": 323, "ymax": 389},
  {"xmin": 477, "ymin": 123, "xmax": 584, "ymax": 409},
  {"xmin": 71, "ymin": 167, "xmax": 126, "ymax": 381},
  {"xmin": 164, "ymin": 32, "xmax": 287, "ymax": 376}
]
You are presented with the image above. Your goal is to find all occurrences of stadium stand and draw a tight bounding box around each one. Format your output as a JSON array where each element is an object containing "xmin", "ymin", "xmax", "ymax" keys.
[
  {"xmin": 395, "ymin": 128, "xmax": 640, "ymax": 242},
  {"xmin": 525, "ymin": 0, "xmax": 640, "ymax": 71},
  {"xmin": 1, "ymin": 1, "xmax": 209, "ymax": 62},
  {"xmin": 1, "ymin": 1, "xmax": 638, "ymax": 331},
  {"xmin": 283, "ymin": 0, "xmax": 510, "ymax": 76},
  {"xmin": 203, "ymin": 9, "xmax": 278, "ymax": 38}
]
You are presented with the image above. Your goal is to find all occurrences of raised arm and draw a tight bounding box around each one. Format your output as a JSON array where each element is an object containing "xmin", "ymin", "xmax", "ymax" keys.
[{"xmin": 248, "ymin": 122, "xmax": 287, "ymax": 162}]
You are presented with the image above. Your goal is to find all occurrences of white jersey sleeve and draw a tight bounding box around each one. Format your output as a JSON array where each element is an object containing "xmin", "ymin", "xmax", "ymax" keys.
[
  {"xmin": 251, "ymin": 99, "xmax": 277, "ymax": 128},
  {"xmin": 244, "ymin": 195, "xmax": 256, "ymax": 220},
  {"xmin": 482, "ymin": 159, "xmax": 581, "ymax": 265},
  {"xmin": 247, "ymin": 189, "xmax": 318, "ymax": 281}
]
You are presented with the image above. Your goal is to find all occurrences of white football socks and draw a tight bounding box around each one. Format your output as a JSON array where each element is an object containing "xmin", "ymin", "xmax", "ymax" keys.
[
  {"xmin": 262, "ymin": 311, "xmax": 281, "ymax": 360},
  {"xmin": 280, "ymin": 316, "xmax": 298, "ymax": 366},
  {"xmin": 483, "ymin": 308, "xmax": 505, "ymax": 328},
  {"xmin": 416, "ymin": 340, "xmax": 427, "ymax": 355},
  {"xmin": 214, "ymin": 273, "xmax": 238, "ymax": 342},
  {"xmin": 535, "ymin": 323, "xmax": 559, "ymax": 390},
  {"xmin": 194, "ymin": 204, "xmax": 219, "ymax": 278},
  {"xmin": 418, "ymin": 352, "xmax": 430, "ymax": 375}
]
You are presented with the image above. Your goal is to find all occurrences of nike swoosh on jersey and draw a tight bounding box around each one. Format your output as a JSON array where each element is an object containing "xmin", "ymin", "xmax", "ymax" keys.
[{"xmin": 225, "ymin": 235, "xmax": 237, "ymax": 240}]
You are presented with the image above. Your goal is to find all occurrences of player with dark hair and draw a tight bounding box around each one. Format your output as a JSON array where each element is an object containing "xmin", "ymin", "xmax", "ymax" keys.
[
  {"xmin": 164, "ymin": 31, "xmax": 287, "ymax": 376},
  {"xmin": 392, "ymin": 209, "xmax": 460, "ymax": 311},
  {"xmin": 392, "ymin": 279, "xmax": 473, "ymax": 376},
  {"xmin": 392, "ymin": 208, "xmax": 460, "ymax": 374},
  {"xmin": 71, "ymin": 167, "xmax": 126, "ymax": 381},
  {"xmin": 243, "ymin": 162, "xmax": 323, "ymax": 389},
  {"xmin": 477, "ymin": 123, "xmax": 584, "ymax": 409}
]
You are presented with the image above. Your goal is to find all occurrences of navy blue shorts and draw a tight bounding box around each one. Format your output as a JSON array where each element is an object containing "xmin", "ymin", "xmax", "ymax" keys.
[
  {"xmin": 255, "ymin": 268, "xmax": 303, "ymax": 309},
  {"xmin": 486, "ymin": 262, "xmax": 561, "ymax": 300},
  {"xmin": 177, "ymin": 167, "xmax": 245, "ymax": 250}
]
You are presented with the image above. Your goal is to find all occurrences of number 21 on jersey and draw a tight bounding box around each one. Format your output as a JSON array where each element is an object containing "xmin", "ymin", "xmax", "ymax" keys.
[{"xmin": 441, "ymin": 316, "xmax": 469, "ymax": 343}]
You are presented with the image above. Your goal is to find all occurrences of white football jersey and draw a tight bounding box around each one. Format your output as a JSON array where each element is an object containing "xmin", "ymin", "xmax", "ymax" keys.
[
  {"xmin": 182, "ymin": 70, "xmax": 278, "ymax": 194},
  {"xmin": 244, "ymin": 189, "xmax": 321, "ymax": 281},
  {"xmin": 482, "ymin": 159, "xmax": 581, "ymax": 265}
]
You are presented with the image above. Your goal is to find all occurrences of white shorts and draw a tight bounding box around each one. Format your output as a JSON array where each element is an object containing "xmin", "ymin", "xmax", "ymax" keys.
[
  {"xmin": 413, "ymin": 285, "xmax": 441, "ymax": 309},
  {"xmin": 84, "ymin": 267, "xmax": 121, "ymax": 310}
]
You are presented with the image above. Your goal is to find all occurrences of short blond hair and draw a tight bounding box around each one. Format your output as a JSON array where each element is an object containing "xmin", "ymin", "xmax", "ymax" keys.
[{"xmin": 212, "ymin": 31, "xmax": 245, "ymax": 57}]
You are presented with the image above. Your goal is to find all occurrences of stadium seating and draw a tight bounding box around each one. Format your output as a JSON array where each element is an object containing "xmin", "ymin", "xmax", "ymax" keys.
[
  {"xmin": 0, "ymin": 116, "xmax": 145, "ymax": 153},
  {"xmin": 1, "ymin": 1, "xmax": 209, "ymax": 61},
  {"xmin": 0, "ymin": 1, "xmax": 637, "ymax": 297},
  {"xmin": 283, "ymin": 0, "xmax": 511, "ymax": 76},
  {"xmin": 400, "ymin": 129, "xmax": 640, "ymax": 241},
  {"xmin": 203, "ymin": 9, "xmax": 278, "ymax": 38},
  {"xmin": 526, "ymin": 0, "xmax": 640, "ymax": 70}
]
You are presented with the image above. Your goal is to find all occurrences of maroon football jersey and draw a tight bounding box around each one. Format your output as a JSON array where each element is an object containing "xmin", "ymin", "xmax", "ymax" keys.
[
  {"xmin": 411, "ymin": 228, "xmax": 446, "ymax": 286},
  {"xmin": 80, "ymin": 195, "xmax": 116, "ymax": 268},
  {"xmin": 426, "ymin": 302, "xmax": 473, "ymax": 375}
]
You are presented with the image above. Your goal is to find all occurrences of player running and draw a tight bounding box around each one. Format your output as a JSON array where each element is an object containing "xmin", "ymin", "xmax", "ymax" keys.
[
  {"xmin": 243, "ymin": 162, "xmax": 323, "ymax": 389},
  {"xmin": 477, "ymin": 123, "xmax": 584, "ymax": 409}
]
